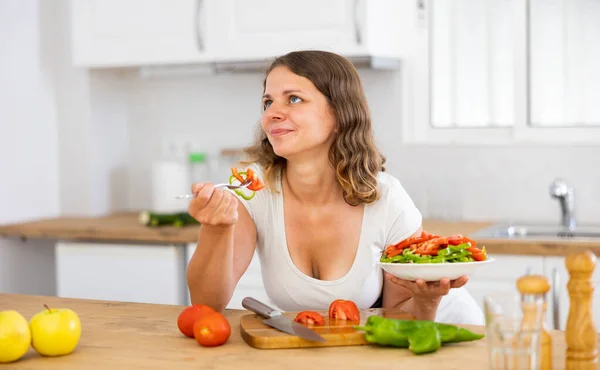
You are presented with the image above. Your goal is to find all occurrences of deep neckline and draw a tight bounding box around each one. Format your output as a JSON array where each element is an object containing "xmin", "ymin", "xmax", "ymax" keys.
[{"xmin": 276, "ymin": 175, "xmax": 369, "ymax": 286}]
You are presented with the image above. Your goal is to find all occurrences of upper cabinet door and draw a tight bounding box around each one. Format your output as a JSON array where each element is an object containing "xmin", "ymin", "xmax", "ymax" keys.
[
  {"xmin": 210, "ymin": 0, "xmax": 364, "ymax": 61},
  {"xmin": 70, "ymin": 0, "xmax": 212, "ymax": 67},
  {"xmin": 69, "ymin": 0, "xmax": 415, "ymax": 68}
]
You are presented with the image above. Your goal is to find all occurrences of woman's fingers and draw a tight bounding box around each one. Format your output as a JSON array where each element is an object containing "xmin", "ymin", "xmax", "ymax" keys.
[
  {"xmin": 214, "ymin": 190, "xmax": 237, "ymax": 223},
  {"xmin": 415, "ymin": 279, "xmax": 429, "ymax": 293},
  {"xmin": 386, "ymin": 274, "xmax": 464, "ymax": 297},
  {"xmin": 202, "ymin": 187, "xmax": 225, "ymax": 214},
  {"xmin": 187, "ymin": 184, "xmax": 241, "ymax": 227},
  {"xmin": 191, "ymin": 182, "xmax": 205, "ymax": 194},
  {"xmin": 438, "ymin": 278, "xmax": 451, "ymax": 295},
  {"xmin": 191, "ymin": 183, "xmax": 216, "ymax": 210},
  {"xmin": 450, "ymin": 275, "xmax": 469, "ymax": 288}
]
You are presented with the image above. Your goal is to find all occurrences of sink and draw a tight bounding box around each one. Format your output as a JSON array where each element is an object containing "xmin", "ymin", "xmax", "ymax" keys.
[{"xmin": 471, "ymin": 223, "xmax": 600, "ymax": 240}]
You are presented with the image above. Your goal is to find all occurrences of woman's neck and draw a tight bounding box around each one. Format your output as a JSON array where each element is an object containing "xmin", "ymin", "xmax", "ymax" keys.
[{"xmin": 283, "ymin": 155, "xmax": 341, "ymax": 205}]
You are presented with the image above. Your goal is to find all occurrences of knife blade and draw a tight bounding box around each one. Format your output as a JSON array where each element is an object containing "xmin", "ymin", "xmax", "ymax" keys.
[{"xmin": 241, "ymin": 297, "xmax": 327, "ymax": 343}]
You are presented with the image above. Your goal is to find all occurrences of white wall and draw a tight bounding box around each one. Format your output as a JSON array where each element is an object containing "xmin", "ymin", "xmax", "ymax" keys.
[
  {"xmin": 121, "ymin": 68, "xmax": 600, "ymax": 225},
  {"xmin": 0, "ymin": 0, "xmax": 59, "ymax": 294},
  {"xmin": 2, "ymin": 0, "xmax": 599, "ymax": 237}
]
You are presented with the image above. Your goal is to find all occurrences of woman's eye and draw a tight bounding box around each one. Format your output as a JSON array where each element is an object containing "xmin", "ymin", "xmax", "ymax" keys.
[
  {"xmin": 263, "ymin": 100, "xmax": 272, "ymax": 109},
  {"xmin": 289, "ymin": 96, "xmax": 302, "ymax": 104}
]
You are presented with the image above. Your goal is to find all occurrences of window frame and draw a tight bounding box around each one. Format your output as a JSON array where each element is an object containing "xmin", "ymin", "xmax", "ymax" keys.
[{"xmin": 402, "ymin": 0, "xmax": 600, "ymax": 145}]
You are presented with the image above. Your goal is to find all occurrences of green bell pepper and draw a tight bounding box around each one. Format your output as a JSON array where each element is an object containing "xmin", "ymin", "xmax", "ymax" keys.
[
  {"xmin": 407, "ymin": 323, "xmax": 441, "ymax": 354},
  {"xmin": 354, "ymin": 316, "xmax": 484, "ymax": 355},
  {"xmin": 228, "ymin": 173, "xmax": 256, "ymax": 200},
  {"xmin": 357, "ymin": 315, "xmax": 418, "ymax": 348}
]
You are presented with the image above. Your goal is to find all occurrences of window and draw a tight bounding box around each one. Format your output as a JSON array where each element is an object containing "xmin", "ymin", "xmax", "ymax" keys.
[{"xmin": 404, "ymin": 0, "xmax": 600, "ymax": 144}]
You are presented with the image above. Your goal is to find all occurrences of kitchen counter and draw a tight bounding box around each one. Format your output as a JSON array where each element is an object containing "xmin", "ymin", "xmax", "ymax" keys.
[
  {"xmin": 0, "ymin": 212, "xmax": 599, "ymax": 256},
  {"xmin": 0, "ymin": 293, "xmax": 580, "ymax": 370},
  {"xmin": 0, "ymin": 212, "xmax": 198, "ymax": 245}
]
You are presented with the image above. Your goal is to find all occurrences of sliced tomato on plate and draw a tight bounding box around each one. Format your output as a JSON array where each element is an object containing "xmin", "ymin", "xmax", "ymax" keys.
[
  {"xmin": 293, "ymin": 311, "xmax": 325, "ymax": 326},
  {"xmin": 328, "ymin": 299, "xmax": 360, "ymax": 321},
  {"xmin": 467, "ymin": 247, "xmax": 486, "ymax": 261}
]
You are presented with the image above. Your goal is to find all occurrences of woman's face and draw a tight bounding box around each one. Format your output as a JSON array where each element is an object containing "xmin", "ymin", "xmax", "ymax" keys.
[{"xmin": 261, "ymin": 66, "xmax": 336, "ymax": 159}]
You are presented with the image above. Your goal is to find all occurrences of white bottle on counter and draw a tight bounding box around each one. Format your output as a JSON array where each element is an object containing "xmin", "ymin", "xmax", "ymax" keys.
[{"xmin": 151, "ymin": 160, "xmax": 190, "ymax": 213}]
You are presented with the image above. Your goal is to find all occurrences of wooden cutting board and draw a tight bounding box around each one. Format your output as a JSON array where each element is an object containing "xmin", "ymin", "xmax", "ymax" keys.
[{"xmin": 240, "ymin": 308, "xmax": 415, "ymax": 349}]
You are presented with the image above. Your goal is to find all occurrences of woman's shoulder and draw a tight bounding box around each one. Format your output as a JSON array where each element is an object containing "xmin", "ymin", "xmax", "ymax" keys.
[
  {"xmin": 375, "ymin": 171, "xmax": 412, "ymax": 201},
  {"xmin": 374, "ymin": 171, "xmax": 421, "ymax": 216}
]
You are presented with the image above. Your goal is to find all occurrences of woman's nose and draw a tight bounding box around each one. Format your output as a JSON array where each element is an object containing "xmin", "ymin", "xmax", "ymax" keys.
[{"xmin": 264, "ymin": 102, "xmax": 286, "ymax": 122}]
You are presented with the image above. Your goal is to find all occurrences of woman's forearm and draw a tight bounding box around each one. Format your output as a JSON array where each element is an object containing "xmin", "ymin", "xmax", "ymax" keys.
[{"xmin": 186, "ymin": 224, "xmax": 236, "ymax": 311}]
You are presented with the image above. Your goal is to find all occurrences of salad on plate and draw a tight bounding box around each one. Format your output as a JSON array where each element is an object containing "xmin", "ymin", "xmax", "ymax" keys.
[{"xmin": 380, "ymin": 231, "xmax": 487, "ymax": 264}]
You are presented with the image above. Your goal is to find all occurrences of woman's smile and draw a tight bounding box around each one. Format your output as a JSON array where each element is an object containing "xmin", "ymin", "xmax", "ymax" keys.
[{"xmin": 270, "ymin": 128, "xmax": 294, "ymax": 137}]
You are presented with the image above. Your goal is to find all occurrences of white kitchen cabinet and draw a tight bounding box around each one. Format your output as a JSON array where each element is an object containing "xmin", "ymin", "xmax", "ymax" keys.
[
  {"xmin": 209, "ymin": 0, "xmax": 413, "ymax": 62},
  {"xmin": 185, "ymin": 243, "xmax": 274, "ymax": 310},
  {"xmin": 465, "ymin": 255, "xmax": 545, "ymax": 311},
  {"xmin": 56, "ymin": 242, "xmax": 186, "ymax": 305},
  {"xmin": 70, "ymin": 0, "xmax": 214, "ymax": 67},
  {"xmin": 69, "ymin": 0, "xmax": 414, "ymax": 68},
  {"xmin": 544, "ymin": 256, "xmax": 600, "ymax": 332}
]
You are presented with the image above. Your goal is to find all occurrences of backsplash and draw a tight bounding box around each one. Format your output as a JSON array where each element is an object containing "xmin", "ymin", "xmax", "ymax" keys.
[{"xmin": 84, "ymin": 67, "xmax": 600, "ymax": 225}]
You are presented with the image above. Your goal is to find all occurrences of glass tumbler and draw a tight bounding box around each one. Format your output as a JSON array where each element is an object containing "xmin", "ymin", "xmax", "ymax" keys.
[{"xmin": 484, "ymin": 291, "xmax": 545, "ymax": 370}]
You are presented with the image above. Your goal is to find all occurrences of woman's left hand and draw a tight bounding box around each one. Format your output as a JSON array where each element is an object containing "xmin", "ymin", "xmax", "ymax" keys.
[{"xmin": 385, "ymin": 273, "xmax": 469, "ymax": 302}]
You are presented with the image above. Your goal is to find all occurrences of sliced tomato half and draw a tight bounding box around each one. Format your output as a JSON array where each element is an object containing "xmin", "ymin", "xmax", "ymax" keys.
[
  {"xmin": 293, "ymin": 311, "xmax": 325, "ymax": 326},
  {"xmin": 328, "ymin": 299, "xmax": 360, "ymax": 321}
]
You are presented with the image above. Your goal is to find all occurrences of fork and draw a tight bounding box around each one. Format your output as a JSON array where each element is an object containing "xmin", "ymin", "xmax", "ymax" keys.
[{"xmin": 175, "ymin": 180, "xmax": 252, "ymax": 199}]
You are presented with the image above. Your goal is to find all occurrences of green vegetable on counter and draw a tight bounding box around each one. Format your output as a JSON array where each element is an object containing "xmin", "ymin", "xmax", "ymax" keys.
[
  {"xmin": 138, "ymin": 211, "xmax": 199, "ymax": 228},
  {"xmin": 354, "ymin": 316, "xmax": 484, "ymax": 355}
]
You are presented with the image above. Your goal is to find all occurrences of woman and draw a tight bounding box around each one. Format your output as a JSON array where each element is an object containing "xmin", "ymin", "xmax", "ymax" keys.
[{"xmin": 186, "ymin": 50, "xmax": 484, "ymax": 325}]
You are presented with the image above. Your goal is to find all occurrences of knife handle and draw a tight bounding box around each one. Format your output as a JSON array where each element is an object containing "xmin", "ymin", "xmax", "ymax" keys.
[{"xmin": 241, "ymin": 297, "xmax": 281, "ymax": 319}]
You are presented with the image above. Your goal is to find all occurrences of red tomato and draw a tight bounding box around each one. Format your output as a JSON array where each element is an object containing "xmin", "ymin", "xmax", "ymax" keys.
[
  {"xmin": 177, "ymin": 304, "xmax": 215, "ymax": 338},
  {"xmin": 293, "ymin": 311, "xmax": 325, "ymax": 326},
  {"xmin": 193, "ymin": 312, "xmax": 231, "ymax": 347},
  {"xmin": 328, "ymin": 299, "xmax": 360, "ymax": 321}
]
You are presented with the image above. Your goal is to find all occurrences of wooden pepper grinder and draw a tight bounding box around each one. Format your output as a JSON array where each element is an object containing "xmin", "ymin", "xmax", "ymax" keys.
[
  {"xmin": 517, "ymin": 274, "xmax": 552, "ymax": 370},
  {"xmin": 565, "ymin": 250, "xmax": 598, "ymax": 370}
]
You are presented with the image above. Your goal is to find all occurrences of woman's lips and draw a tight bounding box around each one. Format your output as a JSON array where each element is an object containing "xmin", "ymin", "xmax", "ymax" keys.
[{"xmin": 270, "ymin": 129, "xmax": 293, "ymax": 137}]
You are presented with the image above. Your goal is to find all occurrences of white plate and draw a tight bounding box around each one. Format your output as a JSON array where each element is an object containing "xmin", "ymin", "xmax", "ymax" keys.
[{"xmin": 378, "ymin": 258, "xmax": 495, "ymax": 282}]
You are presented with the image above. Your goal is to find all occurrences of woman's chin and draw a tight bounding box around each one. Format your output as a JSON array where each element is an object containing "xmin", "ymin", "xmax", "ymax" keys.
[{"xmin": 271, "ymin": 144, "xmax": 296, "ymax": 158}]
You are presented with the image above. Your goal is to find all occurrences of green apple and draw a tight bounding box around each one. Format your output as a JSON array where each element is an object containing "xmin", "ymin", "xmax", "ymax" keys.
[
  {"xmin": 29, "ymin": 305, "xmax": 81, "ymax": 357},
  {"xmin": 0, "ymin": 310, "xmax": 31, "ymax": 363}
]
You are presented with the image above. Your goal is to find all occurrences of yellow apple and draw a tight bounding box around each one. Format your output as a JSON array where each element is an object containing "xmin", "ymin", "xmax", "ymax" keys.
[
  {"xmin": 29, "ymin": 305, "xmax": 81, "ymax": 357},
  {"xmin": 0, "ymin": 310, "xmax": 31, "ymax": 363}
]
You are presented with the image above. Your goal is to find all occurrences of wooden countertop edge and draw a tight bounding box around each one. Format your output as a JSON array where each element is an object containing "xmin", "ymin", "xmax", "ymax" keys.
[{"xmin": 0, "ymin": 213, "xmax": 599, "ymax": 255}]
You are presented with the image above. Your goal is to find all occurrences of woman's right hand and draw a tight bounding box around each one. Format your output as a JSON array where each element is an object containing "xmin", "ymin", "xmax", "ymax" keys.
[{"xmin": 188, "ymin": 183, "xmax": 239, "ymax": 227}]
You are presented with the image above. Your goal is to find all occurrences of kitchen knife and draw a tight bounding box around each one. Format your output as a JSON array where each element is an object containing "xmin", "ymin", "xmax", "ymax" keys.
[{"xmin": 241, "ymin": 297, "xmax": 327, "ymax": 343}]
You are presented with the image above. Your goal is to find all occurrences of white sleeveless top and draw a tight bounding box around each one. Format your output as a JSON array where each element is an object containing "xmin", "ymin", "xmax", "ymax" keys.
[{"xmin": 234, "ymin": 163, "xmax": 484, "ymax": 325}]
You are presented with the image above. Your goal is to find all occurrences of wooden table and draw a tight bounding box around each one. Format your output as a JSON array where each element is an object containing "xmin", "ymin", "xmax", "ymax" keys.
[{"xmin": 0, "ymin": 294, "xmax": 579, "ymax": 370}]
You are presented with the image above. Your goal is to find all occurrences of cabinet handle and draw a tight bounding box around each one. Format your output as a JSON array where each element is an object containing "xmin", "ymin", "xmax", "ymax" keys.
[
  {"xmin": 353, "ymin": 0, "xmax": 362, "ymax": 45},
  {"xmin": 195, "ymin": 0, "xmax": 205, "ymax": 51},
  {"xmin": 552, "ymin": 267, "xmax": 560, "ymax": 330},
  {"xmin": 416, "ymin": 0, "xmax": 427, "ymax": 28}
]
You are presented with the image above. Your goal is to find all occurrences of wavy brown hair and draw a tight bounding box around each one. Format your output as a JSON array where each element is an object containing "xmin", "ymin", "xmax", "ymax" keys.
[{"xmin": 241, "ymin": 50, "xmax": 386, "ymax": 206}]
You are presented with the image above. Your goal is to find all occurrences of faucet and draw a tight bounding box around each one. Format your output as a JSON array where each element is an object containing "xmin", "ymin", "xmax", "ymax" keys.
[{"xmin": 549, "ymin": 178, "xmax": 576, "ymax": 230}]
